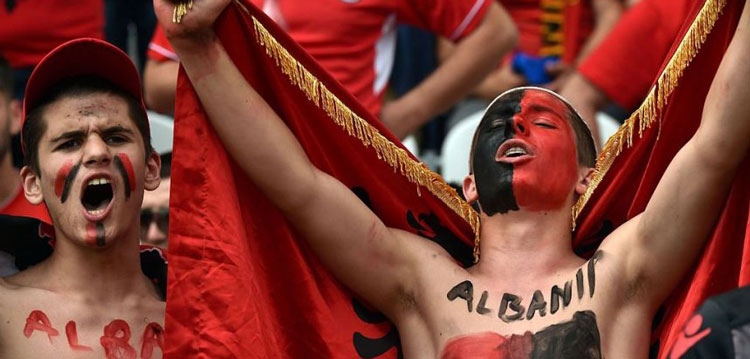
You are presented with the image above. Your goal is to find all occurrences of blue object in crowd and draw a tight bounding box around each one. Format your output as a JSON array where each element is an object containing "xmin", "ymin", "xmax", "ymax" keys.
[{"xmin": 511, "ymin": 52, "xmax": 559, "ymax": 85}]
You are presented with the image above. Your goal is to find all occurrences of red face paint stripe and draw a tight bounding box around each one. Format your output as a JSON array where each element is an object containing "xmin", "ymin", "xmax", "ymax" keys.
[
  {"xmin": 85, "ymin": 223, "xmax": 98, "ymax": 247},
  {"xmin": 55, "ymin": 161, "xmax": 81, "ymax": 203},
  {"xmin": 54, "ymin": 161, "xmax": 74, "ymax": 200},
  {"xmin": 116, "ymin": 154, "xmax": 136, "ymax": 193}
]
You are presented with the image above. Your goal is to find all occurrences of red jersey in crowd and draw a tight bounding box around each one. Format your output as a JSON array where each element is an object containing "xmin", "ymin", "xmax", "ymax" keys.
[
  {"xmin": 0, "ymin": 0, "xmax": 104, "ymax": 69},
  {"xmin": 148, "ymin": 0, "xmax": 492, "ymax": 117}
]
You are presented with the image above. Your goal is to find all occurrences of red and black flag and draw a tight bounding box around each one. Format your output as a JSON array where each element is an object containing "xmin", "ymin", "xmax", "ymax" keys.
[
  {"xmin": 572, "ymin": 0, "xmax": 749, "ymax": 357},
  {"xmin": 165, "ymin": 0, "xmax": 749, "ymax": 358},
  {"xmin": 165, "ymin": 1, "xmax": 476, "ymax": 358}
]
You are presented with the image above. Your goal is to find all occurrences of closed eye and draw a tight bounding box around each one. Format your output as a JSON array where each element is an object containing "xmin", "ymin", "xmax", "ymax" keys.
[
  {"xmin": 534, "ymin": 121, "xmax": 557, "ymax": 129},
  {"xmin": 489, "ymin": 118, "xmax": 508, "ymax": 130}
]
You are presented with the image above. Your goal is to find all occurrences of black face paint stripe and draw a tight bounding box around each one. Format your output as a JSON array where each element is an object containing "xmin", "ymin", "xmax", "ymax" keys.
[
  {"xmin": 95, "ymin": 222, "xmax": 105, "ymax": 247},
  {"xmin": 60, "ymin": 163, "xmax": 81, "ymax": 204},
  {"xmin": 113, "ymin": 156, "xmax": 131, "ymax": 200}
]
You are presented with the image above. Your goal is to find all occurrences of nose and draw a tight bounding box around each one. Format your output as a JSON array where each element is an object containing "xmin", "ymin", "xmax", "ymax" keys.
[
  {"xmin": 82, "ymin": 135, "xmax": 112, "ymax": 167},
  {"xmin": 510, "ymin": 115, "xmax": 529, "ymax": 137},
  {"xmin": 146, "ymin": 221, "xmax": 167, "ymax": 245}
]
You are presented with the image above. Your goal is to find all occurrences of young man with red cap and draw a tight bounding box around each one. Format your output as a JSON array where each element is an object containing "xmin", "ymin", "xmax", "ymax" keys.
[
  {"xmin": 0, "ymin": 39, "xmax": 165, "ymax": 358},
  {"xmin": 157, "ymin": 0, "xmax": 749, "ymax": 357}
]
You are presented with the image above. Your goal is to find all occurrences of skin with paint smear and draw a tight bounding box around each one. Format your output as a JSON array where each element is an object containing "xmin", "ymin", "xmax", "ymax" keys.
[
  {"xmin": 0, "ymin": 92, "xmax": 165, "ymax": 358},
  {"xmin": 159, "ymin": 1, "xmax": 750, "ymax": 358}
]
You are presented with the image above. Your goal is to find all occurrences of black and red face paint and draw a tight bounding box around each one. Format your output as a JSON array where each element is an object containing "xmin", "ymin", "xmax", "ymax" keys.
[
  {"xmin": 114, "ymin": 154, "xmax": 136, "ymax": 200},
  {"xmin": 471, "ymin": 88, "xmax": 579, "ymax": 215},
  {"xmin": 85, "ymin": 222, "xmax": 106, "ymax": 247},
  {"xmin": 55, "ymin": 160, "xmax": 81, "ymax": 203}
]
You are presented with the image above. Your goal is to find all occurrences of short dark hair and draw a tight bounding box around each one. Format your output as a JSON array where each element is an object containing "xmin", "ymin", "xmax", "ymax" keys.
[
  {"xmin": 0, "ymin": 55, "xmax": 12, "ymax": 99},
  {"xmin": 22, "ymin": 75, "xmax": 153, "ymax": 174},
  {"xmin": 563, "ymin": 101, "xmax": 597, "ymax": 168},
  {"xmin": 470, "ymin": 87, "xmax": 597, "ymax": 171}
]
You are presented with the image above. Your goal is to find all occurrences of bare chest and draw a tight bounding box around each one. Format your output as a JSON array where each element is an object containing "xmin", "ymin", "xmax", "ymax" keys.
[
  {"xmin": 0, "ymin": 302, "xmax": 165, "ymax": 359},
  {"xmin": 403, "ymin": 251, "xmax": 627, "ymax": 358}
]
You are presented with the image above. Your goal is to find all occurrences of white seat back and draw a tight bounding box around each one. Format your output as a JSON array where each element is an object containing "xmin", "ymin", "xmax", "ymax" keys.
[{"xmin": 439, "ymin": 112, "xmax": 482, "ymax": 185}]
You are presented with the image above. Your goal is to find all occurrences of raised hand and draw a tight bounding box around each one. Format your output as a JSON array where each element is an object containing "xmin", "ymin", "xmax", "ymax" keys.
[{"xmin": 153, "ymin": 0, "xmax": 232, "ymax": 44}]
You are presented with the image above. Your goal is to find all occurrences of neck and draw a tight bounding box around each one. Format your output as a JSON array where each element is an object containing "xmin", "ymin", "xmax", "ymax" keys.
[
  {"xmin": 0, "ymin": 151, "xmax": 19, "ymax": 204},
  {"xmin": 38, "ymin": 226, "xmax": 156, "ymax": 303},
  {"xmin": 471, "ymin": 207, "xmax": 584, "ymax": 281}
]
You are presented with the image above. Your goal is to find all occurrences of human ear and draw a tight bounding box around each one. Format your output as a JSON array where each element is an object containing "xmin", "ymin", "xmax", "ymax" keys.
[
  {"xmin": 575, "ymin": 166, "xmax": 595, "ymax": 196},
  {"xmin": 144, "ymin": 151, "xmax": 162, "ymax": 191},
  {"xmin": 462, "ymin": 174, "xmax": 479, "ymax": 203},
  {"xmin": 21, "ymin": 166, "xmax": 44, "ymax": 205}
]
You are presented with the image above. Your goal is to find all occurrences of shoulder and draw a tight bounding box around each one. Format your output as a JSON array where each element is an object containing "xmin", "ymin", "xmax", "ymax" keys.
[{"xmin": 390, "ymin": 227, "xmax": 473, "ymax": 270}]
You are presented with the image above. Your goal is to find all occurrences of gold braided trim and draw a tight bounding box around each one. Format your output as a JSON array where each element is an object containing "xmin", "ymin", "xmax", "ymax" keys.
[
  {"xmin": 572, "ymin": 0, "xmax": 726, "ymax": 221},
  {"xmin": 234, "ymin": 1, "xmax": 482, "ymax": 261}
]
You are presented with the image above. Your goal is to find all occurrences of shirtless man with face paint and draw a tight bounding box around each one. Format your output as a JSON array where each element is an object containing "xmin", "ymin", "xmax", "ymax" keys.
[
  {"xmin": 0, "ymin": 39, "xmax": 166, "ymax": 358},
  {"xmin": 156, "ymin": 0, "xmax": 750, "ymax": 357}
]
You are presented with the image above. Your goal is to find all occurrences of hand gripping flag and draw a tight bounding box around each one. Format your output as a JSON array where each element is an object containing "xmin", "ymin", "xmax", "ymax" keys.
[
  {"xmin": 571, "ymin": 0, "xmax": 749, "ymax": 357},
  {"xmin": 165, "ymin": 1, "xmax": 477, "ymax": 358}
]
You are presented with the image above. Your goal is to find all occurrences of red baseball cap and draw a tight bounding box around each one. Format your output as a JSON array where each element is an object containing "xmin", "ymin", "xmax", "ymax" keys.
[{"xmin": 21, "ymin": 38, "xmax": 148, "ymax": 145}]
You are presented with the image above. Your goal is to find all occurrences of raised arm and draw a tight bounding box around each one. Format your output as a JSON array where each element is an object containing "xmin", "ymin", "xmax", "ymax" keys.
[
  {"xmin": 381, "ymin": 2, "xmax": 517, "ymax": 139},
  {"xmin": 153, "ymin": 0, "xmax": 437, "ymax": 318},
  {"xmin": 603, "ymin": 1, "xmax": 750, "ymax": 306},
  {"xmin": 143, "ymin": 58, "xmax": 179, "ymax": 115}
]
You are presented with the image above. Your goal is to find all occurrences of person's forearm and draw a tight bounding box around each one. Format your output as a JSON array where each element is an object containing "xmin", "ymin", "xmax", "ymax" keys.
[
  {"xmin": 698, "ymin": 0, "xmax": 750, "ymax": 167},
  {"xmin": 389, "ymin": 3, "xmax": 517, "ymax": 137},
  {"xmin": 143, "ymin": 60, "xmax": 179, "ymax": 115},
  {"xmin": 576, "ymin": 0, "xmax": 625, "ymax": 62},
  {"xmin": 631, "ymin": 2, "xmax": 750, "ymax": 302}
]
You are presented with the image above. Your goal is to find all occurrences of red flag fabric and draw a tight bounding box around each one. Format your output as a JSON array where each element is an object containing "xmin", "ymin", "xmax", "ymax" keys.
[
  {"xmin": 165, "ymin": 2, "xmax": 477, "ymax": 358},
  {"xmin": 572, "ymin": 0, "xmax": 749, "ymax": 357},
  {"xmin": 166, "ymin": 0, "xmax": 748, "ymax": 358}
]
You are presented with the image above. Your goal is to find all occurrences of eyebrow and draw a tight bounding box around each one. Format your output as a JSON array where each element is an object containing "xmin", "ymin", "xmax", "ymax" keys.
[
  {"xmin": 49, "ymin": 130, "xmax": 85, "ymax": 144},
  {"xmin": 527, "ymin": 103, "xmax": 563, "ymax": 115},
  {"xmin": 49, "ymin": 125, "xmax": 136, "ymax": 143},
  {"xmin": 101, "ymin": 125, "xmax": 136, "ymax": 138}
]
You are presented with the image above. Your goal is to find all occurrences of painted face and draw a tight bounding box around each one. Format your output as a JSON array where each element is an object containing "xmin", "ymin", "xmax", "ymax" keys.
[
  {"xmin": 471, "ymin": 89, "xmax": 579, "ymax": 215},
  {"xmin": 33, "ymin": 93, "xmax": 150, "ymax": 248}
]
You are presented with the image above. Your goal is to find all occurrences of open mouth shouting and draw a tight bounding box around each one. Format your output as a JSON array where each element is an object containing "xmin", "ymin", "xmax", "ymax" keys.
[{"xmin": 81, "ymin": 175, "xmax": 115, "ymax": 221}]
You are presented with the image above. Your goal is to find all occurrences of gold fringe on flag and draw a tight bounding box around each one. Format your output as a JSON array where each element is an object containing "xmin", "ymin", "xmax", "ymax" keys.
[
  {"xmin": 572, "ymin": 0, "xmax": 727, "ymax": 221},
  {"xmin": 233, "ymin": 1, "xmax": 483, "ymax": 262}
]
